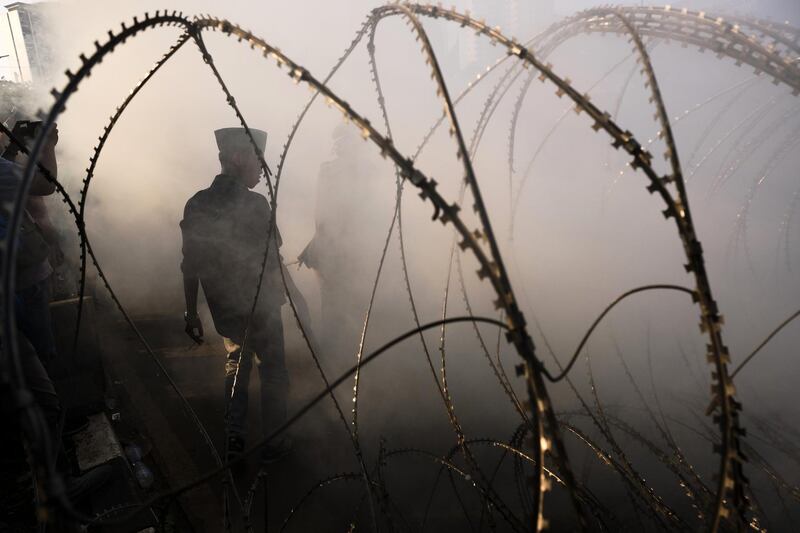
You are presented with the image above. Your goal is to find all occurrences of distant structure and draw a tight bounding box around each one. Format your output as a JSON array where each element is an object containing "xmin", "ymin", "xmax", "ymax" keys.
[
  {"xmin": 0, "ymin": 2, "xmax": 51, "ymax": 83},
  {"xmin": 420, "ymin": 0, "xmax": 553, "ymax": 84},
  {"xmin": 465, "ymin": 0, "xmax": 554, "ymax": 69}
]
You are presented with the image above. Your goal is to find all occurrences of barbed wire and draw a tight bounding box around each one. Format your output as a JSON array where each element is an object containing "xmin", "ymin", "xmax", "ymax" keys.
[
  {"xmin": 729, "ymin": 124, "xmax": 800, "ymax": 272},
  {"xmin": 778, "ymin": 185, "xmax": 800, "ymax": 270},
  {"xmin": 1, "ymin": 3, "xmax": 798, "ymax": 532},
  {"xmin": 364, "ymin": 8, "xmax": 533, "ymax": 529},
  {"xmin": 687, "ymin": 94, "xmax": 785, "ymax": 183},
  {"xmin": 709, "ymin": 102, "xmax": 800, "ymax": 196}
]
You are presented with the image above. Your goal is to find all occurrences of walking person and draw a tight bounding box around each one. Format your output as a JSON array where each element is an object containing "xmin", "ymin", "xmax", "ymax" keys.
[{"xmin": 180, "ymin": 127, "xmax": 291, "ymax": 465}]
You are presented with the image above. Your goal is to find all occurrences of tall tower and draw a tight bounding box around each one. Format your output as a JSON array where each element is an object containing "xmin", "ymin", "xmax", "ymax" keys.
[
  {"xmin": 463, "ymin": 0, "xmax": 557, "ymax": 70},
  {"xmin": 0, "ymin": 2, "xmax": 51, "ymax": 83},
  {"xmin": 470, "ymin": 0, "xmax": 512, "ymax": 69},
  {"xmin": 530, "ymin": 0, "xmax": 557, "ymax": 33},
  {"xmin": 509, "ymin": 0, "xmax": 537, "ymax": 39}
]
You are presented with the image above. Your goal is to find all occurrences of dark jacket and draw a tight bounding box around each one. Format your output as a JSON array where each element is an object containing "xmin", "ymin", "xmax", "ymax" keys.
[{"xmin": 180, "ymin": 174, "xmax": 284, "ymax": 337}]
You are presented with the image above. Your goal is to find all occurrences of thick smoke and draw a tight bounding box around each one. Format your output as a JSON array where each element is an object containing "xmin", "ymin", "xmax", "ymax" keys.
[{"xmin": 30, "ymin": 0, "xmax": 800, "ymax": 529}]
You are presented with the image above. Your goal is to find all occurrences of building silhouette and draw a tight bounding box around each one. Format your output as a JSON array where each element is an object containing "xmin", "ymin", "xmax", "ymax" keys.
[{"xmin": 0, "ymin": 2, "xmax": 51, "ymax": 83}]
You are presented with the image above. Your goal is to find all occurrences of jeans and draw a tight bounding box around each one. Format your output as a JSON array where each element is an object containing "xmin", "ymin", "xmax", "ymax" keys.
[
  {"xmin": 18, "ymin": 337, "xmax": 64, "ymax": 461},
  {"xmin": 223, "ymin": 310, "xmax": 288, "ymax": 441},
  {"xmin": 0, "ymin": 280, "xmax": 62, "ymax": 478}
]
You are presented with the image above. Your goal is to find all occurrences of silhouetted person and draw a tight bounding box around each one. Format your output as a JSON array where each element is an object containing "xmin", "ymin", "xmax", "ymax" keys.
[
  {"xmin": 180, "ymin": 127, "xmax": 291, "ymax": 464},
  {"xmin": 0, "ymin": 122, "xmax": 111, "ymax": 526}
]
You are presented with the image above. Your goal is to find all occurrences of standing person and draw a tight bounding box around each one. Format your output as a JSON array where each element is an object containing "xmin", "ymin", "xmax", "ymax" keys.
[
  {"xmin": 298, "ymin": 124, "xmax": 386, "ymax": 360},
  {"xmin": 180, "ymin": 127, "xmax": 291, "ymax": 464},
  {"xmin": 0, "ymin": 122, "xmax": 111, "ymax": 525},
  {"xmin": 0, "ymin": 122, "xmax": 62, "ymax": 465},
  {"xmin": 1, "ymin": 124, "xmax": 60, "ymax": 367}
]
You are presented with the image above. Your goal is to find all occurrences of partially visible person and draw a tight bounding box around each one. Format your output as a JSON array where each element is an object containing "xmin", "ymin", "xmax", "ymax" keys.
[
  {"xmin": 0, "ymin": 121, "xmax": 61, "ymax": 429},
  {"xmin": 0, "ymin": 122, "xmax": 111, "ymax": 526},
  {"xmin": 298, "ymin": 123, "xmax": 386, "ymax": 360}
]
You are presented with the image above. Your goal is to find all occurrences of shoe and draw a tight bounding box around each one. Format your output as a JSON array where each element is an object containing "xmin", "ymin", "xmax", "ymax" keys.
[
  {"xmin": 65, "ymin": 463, "xmax": 113, "ymax": 503},
  {"xmin": 260, "ymin": 437, "xmax": 292, "ymax": 465},
  {"xmin": 226, "ymin": 434, "xmax": 245, "ymax": 464}
]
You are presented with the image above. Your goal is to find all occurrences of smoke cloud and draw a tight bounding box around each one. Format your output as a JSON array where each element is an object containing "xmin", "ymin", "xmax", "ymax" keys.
[{"xmin": 26, "ymin": 0, "xmax": 800, "ymax": 528}]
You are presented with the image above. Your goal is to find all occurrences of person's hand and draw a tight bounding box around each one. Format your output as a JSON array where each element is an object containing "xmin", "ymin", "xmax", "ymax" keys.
[
  {"xmin": 43, "ymin": 123, "xmax": 58, "ymax": 149},
  {"xmin": 184, "ymin": 312, "xmax": 204, "ymax": 344}
]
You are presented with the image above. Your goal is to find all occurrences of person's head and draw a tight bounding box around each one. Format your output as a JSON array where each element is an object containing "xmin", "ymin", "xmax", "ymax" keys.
[{"xmin": 215, "ymin": 127, "xmax": 267, "ymax": 189}]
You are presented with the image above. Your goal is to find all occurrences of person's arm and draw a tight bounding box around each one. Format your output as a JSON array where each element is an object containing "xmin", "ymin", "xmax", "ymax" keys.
[
  {"xmin": 27, "ymin": 196, "xmax": 64, "ymax": 267},
  {"xmin": 282, "ymin": 261, "xmax": 320, "ymax": 354},
  {"xmin": 28, "ymin": 125, "xmax": 58, "ymax": 196},
  {"xmin": 283, "ymin": 264, "xmax": 309, "ymax": 323},
  {"xmin": 180, "ymin": 206, "xmax": 204, "ymax": 344},
  {"xmin": 2, "ymin": 124, "xmax": 58, "ymax": 196},
  {"xmin": 183, "ymin": 274, "xmax": 203, "ymax": 344}
]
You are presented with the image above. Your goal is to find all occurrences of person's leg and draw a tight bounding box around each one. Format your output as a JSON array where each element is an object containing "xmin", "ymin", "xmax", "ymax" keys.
[
  {"xmin": 223, "ymin": 336, "xmax": 254, "ymax": 440},
  {"xmin": 0, "ymin": 341, "xmax": 61, "ymax": 527},
  {"xmin": 254, "ymin": 310, "xmax": 289, "ymax": 442},
  {"xmin": 8, "ymin": 335, "xmax": 110, "ymax": 505},
  {"xmin": 16, "ymin": 338, "xmax": 63, "ymax": 462},
  {"xmin": 15, "ymin": 280, "xmax": 57, "ymax": 367}
]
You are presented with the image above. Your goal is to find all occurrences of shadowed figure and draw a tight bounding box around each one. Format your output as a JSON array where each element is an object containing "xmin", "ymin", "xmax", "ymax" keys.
[
  {"xmin": 0, "ymin": 121, "xmax": 113, "ymax": 522},
  {"xmin": 180, "ymin": 127, "xmax": 292, "ymax": 463},
  {"xmin": 298, "ymin": 124, "xmax": 386, "ymax": 362}
]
